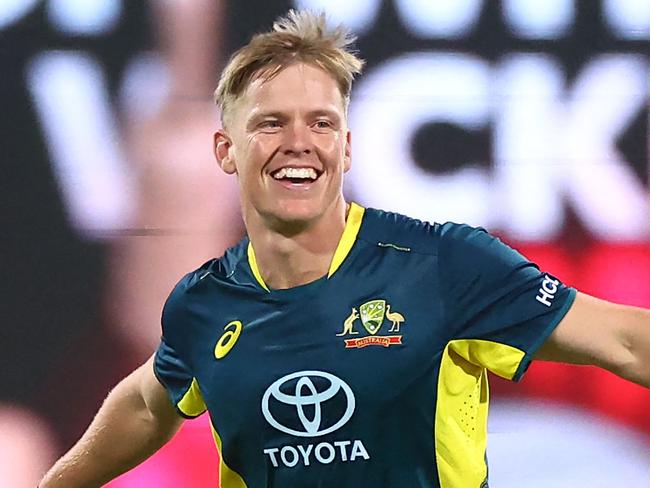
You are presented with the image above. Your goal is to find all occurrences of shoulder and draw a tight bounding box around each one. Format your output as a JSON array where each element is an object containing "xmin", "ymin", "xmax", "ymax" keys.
[
  {"xmin": 436, "ymin": 221, "xmax": 530, "ymax": 275},
  {"xmin": 359, "ymin": 207, "xmax": 436, "ymax": 253},
  {"xmin": 163, "ymin": 238, "xmax": 248, "ymax": 322},
  {"xmin": 359, "ymin": 206, "xmax": 527, "ymax": 269},
  {"xmin": 359, "ymin": 207, "xmax": 482, "ymax": 255},
  {"xmin": 436, "ymin": 221, "xmax": 498, "ymax": 253},
  {"xmin": 161, "ymin": 264, "xmax": 209, "ymax": 327}
]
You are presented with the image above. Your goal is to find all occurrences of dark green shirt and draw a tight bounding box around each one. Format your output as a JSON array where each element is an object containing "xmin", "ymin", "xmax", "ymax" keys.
[{"xmin": 154, "ymin": 203, "xmax": 576, "ymax": 488}]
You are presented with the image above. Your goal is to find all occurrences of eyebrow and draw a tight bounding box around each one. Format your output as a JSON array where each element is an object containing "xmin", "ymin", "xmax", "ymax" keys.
[
  {"xmin": 308, "ymin": 109, "xmax": 342, "ymax": 123},
  {"xmin": 246, "ymin": 108, "xmax": 342, "ymax": 128},
  {"xmin": 245, "ymin": 111, "xmax": 285, "ymax": 130},
  {"xmin": 249, "ymin": 111, "xmax": 286, "ymax": 121}
]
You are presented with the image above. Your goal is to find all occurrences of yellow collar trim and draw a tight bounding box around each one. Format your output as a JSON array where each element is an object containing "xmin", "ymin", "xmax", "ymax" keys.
[
  {"xmin": 247, "ymin": 241, "xmax": 270, "ymax": 292},
  {"xmin": 327, "ymin": 201, "xmax": 365, "ymax": 278},
  {"xmin": 247, "ymin": 202, "xmax": 365, "ymax": 291}
]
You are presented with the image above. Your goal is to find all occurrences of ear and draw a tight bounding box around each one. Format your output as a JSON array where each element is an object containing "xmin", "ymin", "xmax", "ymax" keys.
[
  {"xmin": 214, "ymin": 130, "xmax": 236, "ymax": 174},
  {"xmin": 343, "ymin": 130, "xmax": 352, "ymax": 173}
]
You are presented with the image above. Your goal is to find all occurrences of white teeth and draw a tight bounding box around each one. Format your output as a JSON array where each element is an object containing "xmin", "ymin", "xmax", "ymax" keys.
[{"xmin": 273, "ymin": 167, "xmax": 318, "ymax": 180}]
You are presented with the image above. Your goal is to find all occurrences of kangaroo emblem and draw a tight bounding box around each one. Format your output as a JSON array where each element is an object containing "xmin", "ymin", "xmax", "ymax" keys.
[
  {"xmin": 386, "ymin": 305, "xmax": 405, "ymax": 333},
  {"xmin": 337, "ymin": 308, "xmax": 360, "ymax": 336}
]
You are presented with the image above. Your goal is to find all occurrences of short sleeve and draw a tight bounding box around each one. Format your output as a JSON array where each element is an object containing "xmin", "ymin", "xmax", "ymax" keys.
[
  {"xmin": 153, "ymin": 275, "xmax": 207, "ymax": 418},
  {"xmin": 438, "ymin": 223, "xmax": 576, "ymax": 381}
]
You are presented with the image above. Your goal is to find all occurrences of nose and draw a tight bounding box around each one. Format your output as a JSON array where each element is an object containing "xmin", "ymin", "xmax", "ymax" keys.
[{"xmin": 282, "ymin": 121, "xmax": 312, "ymax": 155}]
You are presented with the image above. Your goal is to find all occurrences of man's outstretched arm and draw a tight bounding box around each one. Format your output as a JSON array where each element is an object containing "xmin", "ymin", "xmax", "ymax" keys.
[
  {"xmin": 40, "ymin": 355, "xmax": 184, "ymax": 487},
  {"xmin": 536, "ymin": 292, "xmax": 650, "ymax": 388}
]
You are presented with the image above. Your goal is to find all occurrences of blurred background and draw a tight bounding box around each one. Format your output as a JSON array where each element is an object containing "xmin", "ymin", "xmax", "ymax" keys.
[{"xmin": 1, "ymin": 0, "xmax": 650, "ymax": 486}]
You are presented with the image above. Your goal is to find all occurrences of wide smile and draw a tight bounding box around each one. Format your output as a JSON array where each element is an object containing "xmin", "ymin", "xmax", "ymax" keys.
[{"xmin": 268, "ymin": 166, "xmax": 323, "ymax": 190}]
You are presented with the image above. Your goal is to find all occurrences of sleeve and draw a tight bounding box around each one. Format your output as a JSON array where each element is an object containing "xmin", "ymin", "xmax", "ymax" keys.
[
  {"xmin": 438, "ymin": 223, "xmax": 576, "ymax": 381},
  {"xmin": 153, "ymin": 274, "xmax": 207, "ymax": 418}
]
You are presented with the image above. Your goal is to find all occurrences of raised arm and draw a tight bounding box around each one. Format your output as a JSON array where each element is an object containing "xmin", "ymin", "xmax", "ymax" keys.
[
  {"xmin": 535, "ymin": 292, "xmax": 650, "ymax": 388},
  {"xmin": 40, "ymin": 356, "xmax": 184, "ymax": 487}
]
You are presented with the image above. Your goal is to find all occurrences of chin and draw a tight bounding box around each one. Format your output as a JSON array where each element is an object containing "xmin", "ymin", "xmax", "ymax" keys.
[
  {"xmin": 264, "ymin": 198, "xmax": 327, "ymax": 229},
  {"xmin": 277, "ymin": 200, "xmax": 320, "ymax": 221}
]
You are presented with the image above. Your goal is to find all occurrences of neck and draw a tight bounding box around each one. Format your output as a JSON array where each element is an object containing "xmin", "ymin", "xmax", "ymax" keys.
[{"xmin": 246, "ymin": 198, "xmax": 348, "ymax": 290}]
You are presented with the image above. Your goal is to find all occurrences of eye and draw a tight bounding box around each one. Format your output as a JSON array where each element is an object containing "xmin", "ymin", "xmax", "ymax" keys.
[
  {"xmin": 259, "ymin": 120, "xmax": 282, "ymax": 130},
  {"xmin": 314, "ymin": 120, "xmax": 333, "ymax": 130}
]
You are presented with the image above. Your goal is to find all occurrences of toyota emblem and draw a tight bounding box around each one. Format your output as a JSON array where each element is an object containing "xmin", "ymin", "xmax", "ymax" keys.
[{"xmin": 261, "ymin": 370, "xmax": 356, "ymax": 437}]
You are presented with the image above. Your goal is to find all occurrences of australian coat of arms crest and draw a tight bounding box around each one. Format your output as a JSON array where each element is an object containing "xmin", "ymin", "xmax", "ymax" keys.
[{"xmin": 337, "ymin": 299, "xmax": 405, "ymax": 348}]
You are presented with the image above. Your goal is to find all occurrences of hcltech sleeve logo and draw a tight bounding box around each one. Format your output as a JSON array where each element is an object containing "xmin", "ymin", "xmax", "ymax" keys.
[
  {"xmin": 536, "ymin": 275, "xmax": 560, "ymax": 307},
  {"xmin": 261, "ymin": 371, "xmax": 370, "ymax": 468}
]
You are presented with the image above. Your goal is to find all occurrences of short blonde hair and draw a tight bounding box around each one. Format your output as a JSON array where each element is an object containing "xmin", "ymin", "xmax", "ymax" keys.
[{"xmin": 214, "ymin": 10, "xmax": 365, "ymax": 127}]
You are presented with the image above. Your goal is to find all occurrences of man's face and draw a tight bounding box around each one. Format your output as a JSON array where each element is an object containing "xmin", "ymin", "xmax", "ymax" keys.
[{"xmin": 215, "ymin": 62, "xmax": 351, "ymax": 230}]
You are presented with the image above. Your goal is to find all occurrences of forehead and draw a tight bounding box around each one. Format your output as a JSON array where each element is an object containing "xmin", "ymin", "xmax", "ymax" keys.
[{"xmin": 238, "ymin": 63, "xmax": 346, "ymax": 117}]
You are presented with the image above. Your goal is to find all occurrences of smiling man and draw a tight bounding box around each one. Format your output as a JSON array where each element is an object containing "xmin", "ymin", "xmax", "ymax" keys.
[
  {"xmin": 40, "ymin": 10, "xmax": 650, "ymax": 488},
  {"xmin": 214, "ymin": 59, "xmax": 354, "ymax": 289}
]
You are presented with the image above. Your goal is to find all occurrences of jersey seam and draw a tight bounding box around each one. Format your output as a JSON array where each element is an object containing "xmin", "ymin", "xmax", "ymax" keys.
[
  {"xmin": 152, "ymin": 357, "xmax": 202, "ymax": 419},
  {"xmin": 513, "ymin": 287, "xmax": 578, "ymax": 381},
  {"xmin": 161, "ymin": 277, "xmax": 203, "ymax": 394},
  {"xmin": 434, "ymin": 231, "xmax": 455, "ymax": 347},
  {"xmin": 178, "ymin": 269, "xmax": 209, "ymax": 294},
  {"xmin": 356, "ymin": 235, "xmax": 439, "ymax": 257},
  {"xmin": 175, "ymin": 380, "xmax": 205, "ymax": 419},
  {"xmin": 234, "ymin": 237, "xmax": 274, "ymax": 293}
]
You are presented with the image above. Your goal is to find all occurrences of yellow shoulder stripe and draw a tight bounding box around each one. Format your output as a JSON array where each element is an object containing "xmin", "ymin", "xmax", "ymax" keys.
[{"xmin": 177, "ymin": 377, "xmax": 207, "ymax": 417}]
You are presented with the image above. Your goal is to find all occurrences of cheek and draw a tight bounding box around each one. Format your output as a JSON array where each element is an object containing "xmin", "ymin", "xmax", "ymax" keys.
[
  {"xmin": 246, "ymin": 134, "xmax": 278, "ymax": 161},
  {"xmin": 236, "ymin": 143, "xmax": 273, "ymax": 189},
  {"xmin": 317, "ymin": 134, "xmax": 346, "ymax": 161}
]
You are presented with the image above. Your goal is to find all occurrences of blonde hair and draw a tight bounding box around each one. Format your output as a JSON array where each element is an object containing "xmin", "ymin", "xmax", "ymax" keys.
[{"xmin": 214, "ymin": 10, "xmax": 365, "ymax": 126}]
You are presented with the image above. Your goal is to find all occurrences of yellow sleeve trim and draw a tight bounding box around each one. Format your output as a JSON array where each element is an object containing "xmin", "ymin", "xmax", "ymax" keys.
[
  {"xmin": 210, "ymin": 420, "xmax": 248, "ymax": 487},
  {"xmin": 328, "ymin": 202, "xmax": 365, "ymax": 278},
  {"xmin": 449, "ymin": 339, "xmax": 525, "ymax": 380},
  {"xmin": 247, "ymin": 242, "xmax": 270, "ymax": 292},
  {"xmin": 435, "ymin": 339, "xmax": 526, "ymax": 487},
  {"xmin": 436, "ymin": 342, "xmax": 489, "ymax": 488},
  {"xmin": 177, "ymin": 377, "xmax": 207, "ymax": 417}
]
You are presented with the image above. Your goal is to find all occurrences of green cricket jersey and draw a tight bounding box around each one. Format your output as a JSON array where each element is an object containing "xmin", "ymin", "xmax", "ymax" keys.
[{"xmin": 154, "ymin": 202, "xmax": 576, "ymax": 488}]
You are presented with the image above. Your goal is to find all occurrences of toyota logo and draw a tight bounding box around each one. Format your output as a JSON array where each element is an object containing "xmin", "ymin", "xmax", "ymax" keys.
[{"xmin": 261, "ymin": 371, "xmax": 356, "ymax": 437}]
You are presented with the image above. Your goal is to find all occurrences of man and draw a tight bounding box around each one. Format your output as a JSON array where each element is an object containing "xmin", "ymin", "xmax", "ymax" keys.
[{"xmin": 41, "ymin": 10, "xmax": 650, "ymax": 488}]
